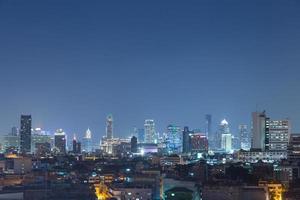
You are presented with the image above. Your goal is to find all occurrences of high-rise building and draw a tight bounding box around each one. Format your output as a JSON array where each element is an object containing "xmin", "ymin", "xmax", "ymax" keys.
[
  {"xmin": 72, "ymin": 135, "xmax": 81, "ymax": 154},
  {"xmin": 251, "ymin": 111, "xmax": 267, "ymax": 150},
  {"xmin": 137, "ymin": 128, "xmax": 145, "ymax": 143},
  {"xmin": 288, "ymin": 133, "xmax": 300, "ymax": 162},
  {"xmin": 239, "ymin": 124, "xmax": 250, "ymax": 150},
  {"xmin": 20, "ymin": 115, "xmax": 32, "ymax": 154},
  {"xmin": 182, "ymin": 126, "xmax": 192, "ymax": 154},
  {"xmin": 131, "ymin": 136, "xmax": 138, "ymax": 153},
  {"xmin": 31, "ymin": 134, "xmax": 52, "ymax": 153},
  {"xmin": 54, "ymin": 129, "xmax": 66, "ymax": 154},
  {"xmin": 251, "ymin": 111, "xmax": 291, "ymax": 151},
  {"xmin": 205, "ymin": 114, "xmax": 212, "ymax": 139},
  {"xmin": 190, "ymin": 133, "xmax": 208, "ymax": 153},
  {"xmin": 82, "ymin": 128, "xmax": 92, "ymax": 152},
  {"xmin": 3, "ymin": 134, "xmax": 20, "ymax": 152},
  {"xmin": 106, "ymin": 114, "xmax": 113, "ymax": 139},
  {"xmin": 144, "ymin": 119, "xmax": 156, "ymax": 144},
  {"xmin": 268, "ymin": 120, "xmax": 291, "ymax": 151},
  {"xmin": 222, "ymin": 133, "xmax": 232, "ymax": 153},
  {"xmin": 220, "ymin": 119, "xmax": 232, "ymax": 152},
  {"xmin": 166, "ymin": 125, "xmax": 182, "ymax": 154}
]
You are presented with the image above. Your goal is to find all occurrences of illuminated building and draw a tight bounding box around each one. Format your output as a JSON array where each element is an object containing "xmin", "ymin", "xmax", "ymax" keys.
[
  {"xmin": 258, "ymin": 181, "xmax": 284, "ymax": 200},
  {"xmin": 35, "ymin": 142, "xmax": 51, "ymax": 156},
  {"xmin": 72, "ymin": 135, "xmax": 81, "ymax": 154},
  {"xmin": 82, "ymin": 128, "xmax": 92, "ymax": 152},
  {"xmin": 190, "ymin": 133, "xmax": 208, "ymax": 153},
  {"xmin": 288, "ymin": 133, "xmax": 300, "ymax": 162},
  {"xmin": 138, "ymin": 143, "xmax": 158, "ymax": 154},
  {"xmin": 54, "ymin": 129, "xmax": 66, "ymax": 154},
  {"xmin": 268, "ymin": 120, "xmax": 291, "ymax": 151},
  {"xmin": 252, "ymin": 111, "xmax": 291, "ymax": 151},
  {"xmin": 166, "ymin": 124, "xmax": 182, "ymax": 154},
  {"xmin": 3, "ymin": 134, "xmax": 20, "ymax": 153},
  {"xmin": 31, "ymin": 133, "xmax": 52, "ymax": 153},
  {"xmin": 239, "ymin": 124, "xmax": 250, "ymax": 150},
  {"xmin": 220, "ymin": 119, "xmax": 232, "ymax": 152},
  {"xmin": 144, "ymin": 119, "xmax": 156, "ymax": 144},
  {"xmin": 238, "ymin": 149, "xmax": 287, "ymax": 163},
  {"xmin": 20, "ymin": 115, "xmax": 32, "ymax": 154},
  {"xmin": 106, "ymin": 114, "xmax": 113, "ymax": 139}
]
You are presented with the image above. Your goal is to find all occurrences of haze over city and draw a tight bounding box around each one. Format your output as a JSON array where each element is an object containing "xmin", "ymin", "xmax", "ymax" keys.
[{"xmin": 1, "ymin": 0, "xmax": 300, "ymax": 140}]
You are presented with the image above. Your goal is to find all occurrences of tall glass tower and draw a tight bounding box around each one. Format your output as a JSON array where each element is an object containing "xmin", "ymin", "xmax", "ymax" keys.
[
  {"xmin": 220, "ymin": 119, "xmax": 232, "ymax": 152},
  {"xmin": 83, "ymin": 128, "xmax": 92, "ymax": 152},
  {"xmin": 20, "ymin": 115, "xmax": 32, "ymax": 154},
  {"xmin": 106, "ymin": 114, "xmax": 113, "ymax": 139}
]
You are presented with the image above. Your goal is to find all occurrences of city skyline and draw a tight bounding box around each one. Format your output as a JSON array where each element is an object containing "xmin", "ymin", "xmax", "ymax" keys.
[{"xmin": 1, "ymin": 1, "xmax": 300, "ymax": 138}]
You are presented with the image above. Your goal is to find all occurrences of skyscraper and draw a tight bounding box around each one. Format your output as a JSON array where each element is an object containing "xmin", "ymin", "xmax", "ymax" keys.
[
  {"xmin": 72, "ymin": 135, "xmax": 81, "ymax": 154},
  {"xmin": 82, "ymin": 128, "xmax": 92, "ymax": 152},
  {"xmin": 106, "ymin": 114, "xmax": 113, "ymax": 139},
  {"xmin": 239, "ymin": 124, "xmax": 250, "ymax": 150},
  {"xmin": 166, "ymin": 124, "xmax": 182, "ymax": 154},
  {"xmin": 190, "ymin": 133, "xmax": 208, "ymax": 153},
  {"xmin": 268, "ymin": 120, "xmax": 290, "ymax": 151},
  {"xmin": 251, "ymin": 111, "xmax": 267, "ymax": 150},
  {"xmin": 54, "ymin": 129, "xmax": 66, "ymax": 154},
  {"xmin": 251, "ymin": 111, "xmax": 291, "ymax": 151},
  {"xmin": 205, "ymin": 114, "xmax": 212, "ymax": 139},
  {"xmin": 182, "ymin": 126, "xmax": 192, "ymax": 154},
  {"xmin": 20, "ymin": 115, "xmax": 32, "ymax": 154},
  {"xmin": 219, "ymin": 119, "xmax": 232, "ymax": 152},
  {"xmin": 221, "ymin": 133, "xmax": 232, "ymax": 153},
  {"xmin": 144, "ymin": 119, "xmax": 156, "ymax": 144}
]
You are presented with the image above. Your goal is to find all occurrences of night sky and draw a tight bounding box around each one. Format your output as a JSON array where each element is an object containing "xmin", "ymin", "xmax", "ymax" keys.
[{"xmin": 1, "ymin": 0, "xmax": 300, "ymax": 140}]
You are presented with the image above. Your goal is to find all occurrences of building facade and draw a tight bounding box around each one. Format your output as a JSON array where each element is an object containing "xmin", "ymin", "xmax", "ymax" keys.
[
  {"xmin": 20, "ymin": 115, "xmax": 32, "ymax": 154},
  {"xmin": 239, "ymin": 124, "xmax": 250, "ymax": 150},
  {"xmin": 54, "ymin": 129, "xmax": 66, "ymax": 154},
  {"xmin": 144, "ymin": 119, "xmax": 156, "ymax": 144}
]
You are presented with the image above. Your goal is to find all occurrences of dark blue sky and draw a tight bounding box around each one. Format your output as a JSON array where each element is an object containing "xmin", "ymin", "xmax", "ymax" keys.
[{"xmin": 1, "ymin": 0, "xmax": 300, "ymax": 139}]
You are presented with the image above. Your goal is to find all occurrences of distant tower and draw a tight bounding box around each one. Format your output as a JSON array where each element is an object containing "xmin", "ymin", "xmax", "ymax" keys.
[
  {"xmin": 83, "ymin": 128, "xmax": 92, "ymax": 152},
  {"xmin": 166, "ymin": 124, "xmax": 182, "ymax": 154},
  {"xmin": 205, "ymin": 114, "xmax": 212, "ymax": 139},
  {"xmin": 220, "ymin": 119, "xmax": 232, "ymax": 152},
  {"xmin": 131, "ymin": 136, "xmax": 138, "ymax": 153},
  {"xmin": 20, "ymin": 115, "xmax": 32, "ymax": 154},
  {"xmin": 144, "ymin": 119, "xmax": 156, "ymax": 144},
  {"xmin": 182, "ymin": 126, "xmax": 192, "ymax": 154},
  {"xmin": 106, "ymin": 115, "xmax": 113, "ymax": 139},
  {"xmin": 239, "ymin": 124, "xmax": 250, "ymax": 150},
  {"xmin": 54, "ymin": 129, "xmax": 66, "ymax": 154},
  {"xmin": 73, "ymin": 134, "xmax": 81, "ymax": 154},
  {"xmin": 73, "ymin": 135, "xmax": 77, "ymax": 153}
]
